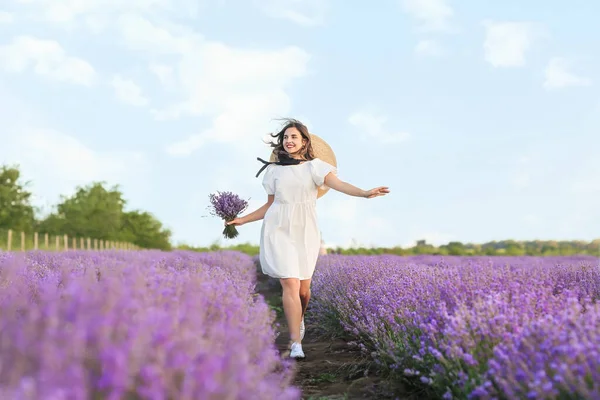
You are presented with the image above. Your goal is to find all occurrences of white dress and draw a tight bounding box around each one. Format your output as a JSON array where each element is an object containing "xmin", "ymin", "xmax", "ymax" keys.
[{"xmin": 259, "ymin": 158, "xmax": 337, "ymax": 280}]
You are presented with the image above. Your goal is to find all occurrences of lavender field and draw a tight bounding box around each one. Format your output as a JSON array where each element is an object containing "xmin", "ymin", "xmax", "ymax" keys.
[
  {"xmin": 1, "ymin": 250, "xmax": 599, "ymax": 399},
  {"xmin": 0, "ymin": 250, "xmax": 299, "ymax": 400},
  {"xmin": 310, "ymin": 255, "xmax": 600, "ymax": 399}
]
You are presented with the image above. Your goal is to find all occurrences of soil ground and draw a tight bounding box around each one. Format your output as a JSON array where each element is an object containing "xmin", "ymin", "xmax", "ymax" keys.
[{"xmin": 254, "ymin": 269, "xmax": 417, "ymax": 400}]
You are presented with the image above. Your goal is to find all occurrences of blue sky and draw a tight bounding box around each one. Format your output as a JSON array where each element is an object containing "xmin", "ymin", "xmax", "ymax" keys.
[{"xmin": 0, "ymin": 0, "xmax": 598, "ymax": 249}]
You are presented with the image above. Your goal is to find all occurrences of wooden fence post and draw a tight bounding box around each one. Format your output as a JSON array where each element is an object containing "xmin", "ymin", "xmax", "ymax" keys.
[{"xmin": 3, "ymin": 231, "xmax": 145, "ymax": 253}]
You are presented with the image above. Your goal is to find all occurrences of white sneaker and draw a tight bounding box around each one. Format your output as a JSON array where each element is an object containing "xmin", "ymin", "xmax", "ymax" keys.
[
  {"xmin": 290, "ymin": 342, "xmax": 305, "ymax": 360},
  {"xmin": 300, "ymin": 318, "xmax": 305, "ymax": 340}
]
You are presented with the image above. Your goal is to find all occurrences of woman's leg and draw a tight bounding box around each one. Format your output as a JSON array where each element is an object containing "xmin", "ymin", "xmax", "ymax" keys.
[
  {"xmin": 299, "ymin": 278, "xmax": 311, "ymax": 340},
  {"xmin": 299, "ymin": 278, "xmax": 312, "ymax": 319},
  {"xmin": 280, "ymin": 278, "xmax": 302, "ymax": 343}
]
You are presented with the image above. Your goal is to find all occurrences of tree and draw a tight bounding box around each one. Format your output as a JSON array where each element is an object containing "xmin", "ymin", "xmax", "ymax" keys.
[
  {"xmin": 446, "ymin": 241, "xmax": 466, "ymax": 256},
  {"xmin": 0, "ymin": 165, "xmax": 35, "ymax": 232},
  {"xmin": 120, "ymin": 210, "xmax": 172, "ymax": 250},
  {"xmin": 505, "ymin": 242, "xmax": 524, "ymax": 256},
  {"xmin": 38, "ymin": 182, "xmax": 126, "ymax": 240}
]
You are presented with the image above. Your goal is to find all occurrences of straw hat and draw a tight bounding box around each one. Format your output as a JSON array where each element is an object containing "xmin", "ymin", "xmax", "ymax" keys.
[{"xmin": 269, "ymin": 133, "xmax": 337, "ymax": 198}]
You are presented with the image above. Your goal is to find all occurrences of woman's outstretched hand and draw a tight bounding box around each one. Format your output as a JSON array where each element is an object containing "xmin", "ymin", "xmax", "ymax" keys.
[
  {"xmin": 225, "ymin": 218, "xmax": 245, "ymax": 227},
  {"xmin": 364, "ymin": 186, "xmax": 390, "ymax": 199}
]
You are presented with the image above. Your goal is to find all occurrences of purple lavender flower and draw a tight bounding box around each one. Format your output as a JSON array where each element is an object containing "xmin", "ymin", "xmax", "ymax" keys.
[
  {"xmin": 207, "ymin": 191, "xmax": 249, "ymax": 239},
  {"xmin": 0, "ymin": 250, "xmax": 300, "ymax": 400},
  {"xmin": 307, "ymin": 254, "xmax": 600, "ymax": 399}
]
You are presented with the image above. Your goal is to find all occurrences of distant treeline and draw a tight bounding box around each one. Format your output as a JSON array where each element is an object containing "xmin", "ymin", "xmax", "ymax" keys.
[
  {"xmin": 179, "ymin": 239, "xmax": 600, "ymax": 257},
  {"xmin": 1, "ymin": 164, "xmax": 172, "ymax": 250},
  {"xmin": 5, "ymin": 163, "xmax": 597, "ymax": 256}
]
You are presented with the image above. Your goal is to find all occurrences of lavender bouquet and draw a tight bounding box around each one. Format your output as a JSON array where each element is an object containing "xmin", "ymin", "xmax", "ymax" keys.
[{"xmin": 208, "ymin": 191, "xmax": 249, "ymax": 239}]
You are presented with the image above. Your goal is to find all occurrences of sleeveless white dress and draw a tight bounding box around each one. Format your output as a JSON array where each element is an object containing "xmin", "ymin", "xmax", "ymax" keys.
[{"xmin": 259, "ymin": 158, "xmax": 337, "ymax": 280}]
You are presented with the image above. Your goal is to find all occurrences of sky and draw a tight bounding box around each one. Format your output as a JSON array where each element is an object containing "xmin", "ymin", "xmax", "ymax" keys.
[{"xmin": 0, "ymin": 0, "xmax": 598, "ymax": 249}]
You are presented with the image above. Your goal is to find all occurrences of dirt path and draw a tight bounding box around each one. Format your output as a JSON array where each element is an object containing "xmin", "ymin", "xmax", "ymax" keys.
[{"xmin": 254, "ymin": 268, "xmax": 410, "ymax": 400}]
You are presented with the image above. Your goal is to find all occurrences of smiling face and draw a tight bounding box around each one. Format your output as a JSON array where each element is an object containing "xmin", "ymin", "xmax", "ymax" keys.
[
  {"xmin": 267, "ymin": 118, "xmax": 315, "ymax": 161},
  {"xmin": 282, "ymin": 127, "xmax": 308, "ymax": 157}
]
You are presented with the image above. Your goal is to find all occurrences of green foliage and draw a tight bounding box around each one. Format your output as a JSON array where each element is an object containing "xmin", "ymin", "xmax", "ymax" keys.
[
  {"xmin": 444, "ymin": 241, "xmax": 467, "ymax": 256},
  {"xmin": 180, "ymin": 239, "xmax": 600, "ymax": 258},
  {"xmin": 0, "ymin": 165, "xmax": 35, "ymax": 232},
  {"xmin": 38, "ymin": 182, "xmax": 126, "ymax": 239},
  {"xmin": 179, "ymin": 242, "xmax": 260, "ymax": 256},
  {"xmin": 1, "ymin": 164, "xmax": 172, "ymax": 250},
  {"xmin": 37, "ymin": 182, "xmax": 172, "ymax": 250},
  {"xmin": 119, "ymin": 210, "xmax": 172, "ymax": 250}
]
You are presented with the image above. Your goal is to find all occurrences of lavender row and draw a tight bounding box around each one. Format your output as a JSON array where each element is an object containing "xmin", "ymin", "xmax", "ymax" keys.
[
  {"xmin": 0, "ymin": 250, "xmax": 299, "ymax": 400},
  {"xmin": 310, "ymin": 255, "xmax": 600, "ymax": 399}
]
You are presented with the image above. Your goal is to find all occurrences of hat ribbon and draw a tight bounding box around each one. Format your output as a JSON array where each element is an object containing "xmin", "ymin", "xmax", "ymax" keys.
[{"xmin": 255, "ymin": 154, "xmax": 303, "ymax": 177}]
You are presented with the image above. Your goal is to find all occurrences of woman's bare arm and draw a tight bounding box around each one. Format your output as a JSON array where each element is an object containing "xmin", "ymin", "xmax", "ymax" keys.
[{"xmin": 324, "ymin": 173, "xmax": 389, "ymax": 199}]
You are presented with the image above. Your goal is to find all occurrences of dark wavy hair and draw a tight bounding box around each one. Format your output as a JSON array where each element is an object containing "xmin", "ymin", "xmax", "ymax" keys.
[{"xmin": 266, "ymin": 118, "xmax": 315, "ymax": 161}]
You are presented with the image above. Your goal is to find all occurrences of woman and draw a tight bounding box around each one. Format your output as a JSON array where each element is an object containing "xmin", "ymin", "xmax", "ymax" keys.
[{"xmin": 226, "ymin": 118, "xmax": 389, "ymax": 360}]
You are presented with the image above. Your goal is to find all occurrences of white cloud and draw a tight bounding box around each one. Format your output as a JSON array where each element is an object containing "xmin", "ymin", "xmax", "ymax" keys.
[
  {"xmin": 348, "ymin": 111, "xmax": 410, "ymax": 144},
  {"xmin": 14, "ymin": 128, "xmax": 146, "ymax": 182},
  {"xmin": 111, "ymin": 16, "xmax": 311, "ymax": 155},
  {"xmin": 543, "ymin": 57, "xmax": 592, "ymax": 90},
  {"xmin": 84, "ymin": 15, "xmax": 108, "ymax": 33},
  {"xmin": 255, "ymin": 0, "xmax": 330, "ymax": 27},
  {"xmin": 149, "ymin": 63, "xmax": 174, "ymax": 86},
  {"xmin": 6, "ymin": 4, "xmax": 312, "ymax": 157},
  {"xmin": 110, "ymin": 75, "xmax": 149, "ymax": 107},
  {"xmin": 163, "ymin": 42, "xmax": 308, "ymax": 120},
  {"xmin": 10, "ymin": 0, "xmax": 191, "ymax": 23},
  {"xmin": 116, "ymin": 13, "xmax": 198, "ymax": 55},
  {"xmin": 402, "ymin": 0, "xmax": 454, "ymax": 32},
  {"xmin": 0, "ymin": 11, "xmax": 14, "ymax": 23},
  {"xmin": 482, "ymin": 21, "xmax": 540, "ymax": 68},
  {"xmin": 1, "ymin": 126, "xmax": 148, "ymax": 210},
  {"xmin": 415, "ymin": 39, "xmax": 443, "ymax": 56},
  {"xmin": 0, "ymin": 36, "xmax": 96, "ymax": 85},
  {"xmin": 165, "ymin": 135, "xmax": 205, "ymax": 156}
]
